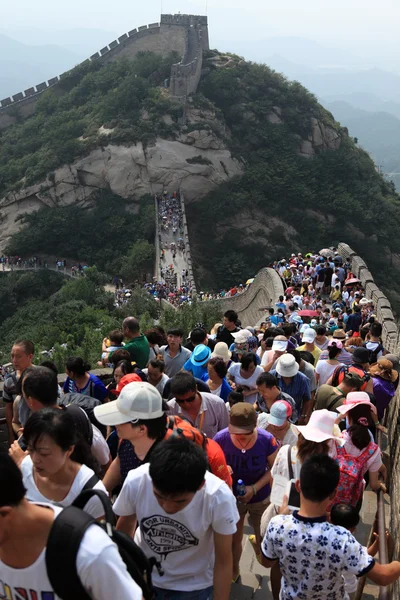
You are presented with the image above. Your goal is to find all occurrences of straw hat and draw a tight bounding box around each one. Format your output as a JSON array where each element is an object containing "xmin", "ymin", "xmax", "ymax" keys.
[{"xmin": 369, "ymin": 358, "xmax": 398, "ymax": 383}]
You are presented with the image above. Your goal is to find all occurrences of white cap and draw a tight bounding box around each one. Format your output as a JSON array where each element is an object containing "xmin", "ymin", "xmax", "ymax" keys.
[
  {"xmin": 272, "ymin": 339, "xmax": 288, "ymax": 352},
  {"xmin": 232, "ymin": 329, "xmax": 252, "ymax": 341},
  {"xmin": 302, "ymin": 328, "xmax": 316, "ymax": 344},
  {"xmin": 94, "ymin": 382, "xmax": 164, "ymax": 426}
]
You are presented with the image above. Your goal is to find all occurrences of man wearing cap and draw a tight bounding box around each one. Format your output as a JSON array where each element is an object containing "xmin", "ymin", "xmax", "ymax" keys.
[
  {"xmin": 96, "ymin": 381, "xmax": 232, "ymax": 495},
  {"xmin": 297, "ymin": 328, "xmax": 321, "ymax": 364},
  {"xmin": 114, "ymin": 436, "xmax": 239, "ymax": 600},
  {"xmin": 167, "ymin": 372, "xmax": 229, "ymax": 439},
  {"xmin": 160, "ymin": 328, "xmax": 192, "ymax": 378},
  {"xmin": 271, "ymin": 355, "xmax": 312, "ymax": 424},
  {"xmin": 183, "ymin": 344, "xmax": 212, "ymax": 381},
  {"xmin": 314, "ymin": 372, "xmax": 363, "ymax": 412},
  {"xmin": 256, "ymin": 372, "xmax": 298, "ymax": 423},
  {"xmin": 263, "ymin": 336, "xmax": 288, "ymax": 373},
  {"xmin": 214, "ymin": 403, "xmax": 278, "ymax": 582},
  {"xmin": 257, "ymin": 400, "xmax": 297, "ymax": 448},
  {"xmin": 318, "ymin": 329, "xmax": 353, "ymax": 366}
]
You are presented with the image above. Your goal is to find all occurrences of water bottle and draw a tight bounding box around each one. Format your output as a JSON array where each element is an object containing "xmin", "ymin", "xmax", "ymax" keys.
[{"xmin": 236, "ymin": 479, "xmax": 246, "ymax": 497}]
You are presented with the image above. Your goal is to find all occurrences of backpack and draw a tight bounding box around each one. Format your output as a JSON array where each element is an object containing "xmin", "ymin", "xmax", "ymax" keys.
[
  {"xmin": 363, "ymin": 342, "xmax": 384, "ymax": 365},
  {"xmin": 45, "ymin": 489, "xmax": 158, "ymax": 600},
  {"xmin": 334, "ymin": 442, "xmax": 377, "ymax": 507},
  {"xmin": 60, "ymin": 393, "xmax": 106, "ymax": 438},
  {"xmin": 331, "ymin": 365, "xmax": 370, "ymax": 391}
]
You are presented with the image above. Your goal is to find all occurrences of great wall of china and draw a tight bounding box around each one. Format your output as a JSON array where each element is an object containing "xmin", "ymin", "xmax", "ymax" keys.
[{"xmin": 0, "ymin": 13, "xmax": 209, "ymax": 130}]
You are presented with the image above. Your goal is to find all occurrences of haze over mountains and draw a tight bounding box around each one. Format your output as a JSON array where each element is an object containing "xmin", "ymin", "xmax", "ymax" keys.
[{"xmin": 2, "ymin": 25, "xmax": 400, "ymax": 188}]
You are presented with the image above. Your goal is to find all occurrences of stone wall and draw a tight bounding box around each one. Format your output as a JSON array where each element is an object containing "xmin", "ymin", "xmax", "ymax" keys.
[
  {"xmin": 213, "ymin": 268, "xmax": 285, "ymax": 326},
  {"xmin": 0, "ymin": 14, "xmax": 208, "ymax": 131},
  {"xmin": 337, "ymin": 243, "xmax": 399, "ymax": 352},
  {"xmin": 170, "ymin": 22, "xmax": 204, "ymax": 99},
  {"xmin": 338, "ymin": 242, "xmax": 400, "ymax": 598},
  {"xmin": 180, "ymin": 192, "xmax": 197, "ymax": 294}
]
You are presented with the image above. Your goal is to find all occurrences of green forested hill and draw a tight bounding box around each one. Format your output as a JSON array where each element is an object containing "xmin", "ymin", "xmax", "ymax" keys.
[{"xmin": 3, "ymin": 49, "xmax": 400, "ymax": 308}]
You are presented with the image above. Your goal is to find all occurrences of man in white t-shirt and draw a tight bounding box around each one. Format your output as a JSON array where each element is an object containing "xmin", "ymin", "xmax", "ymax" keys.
[
  {"xmin": 114, "ymin": 436, "xmax": 239, "ymax": 600},
  {"xmin": 0, "ymin": 453, "xmax": 143, "ymax": 600}
]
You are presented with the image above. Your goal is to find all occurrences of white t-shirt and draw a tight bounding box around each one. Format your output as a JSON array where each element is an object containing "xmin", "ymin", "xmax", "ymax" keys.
[
  {"xmin": 21, "ymin": 457, "xmax": 107, "ymax": 519},
  {"xmin": 365, "ymin": 341, "xmax": 384, "ymax": 360},
  {"xmin": 0, "ymin": 504, "xmax": 142, "ymax": 600},
  {"xmin": 228, "ymin": 363, "xmax": 264, "ymax": 404},
  {"xmin": 142, "ymin": 369, "xmax": 169, "ymax": 395},
  {"xmin": 260, "ymin": 350, "xmax": 275, "ymax": 367},
  {"xmin": 92, "ymin": 424, "xmax": 111, "ymax": 466},
  {"xmin": 315, "ymin": 361, "xmax": 344, "ymax": 386},
  {"xmin": 113, "ymin": 464, "xmax": 239, "ymax": 591}
]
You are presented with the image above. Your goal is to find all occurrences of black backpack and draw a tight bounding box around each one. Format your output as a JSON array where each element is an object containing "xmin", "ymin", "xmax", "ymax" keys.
[
  {"xmin": 45, "ymin": 489, "xmax": 159, "ymax": 600},
  {"xmin": 363, "ymin": 342, "xmax": 384, "ymax": 365},
  {"xmin": 60, "ymin": 393, "xmax": 106, "ymax": 438}
]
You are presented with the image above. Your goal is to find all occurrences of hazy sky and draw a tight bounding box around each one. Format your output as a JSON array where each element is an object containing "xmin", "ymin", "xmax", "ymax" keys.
[{"xmin": 3, "ymin": 0, "xmax": 400, "ymax": 51}]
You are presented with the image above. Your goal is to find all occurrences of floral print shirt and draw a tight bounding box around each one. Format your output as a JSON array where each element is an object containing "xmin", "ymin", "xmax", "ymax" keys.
[{"xmin": 262, "ymin": 512, "xmax": 374, "ymax": 599}]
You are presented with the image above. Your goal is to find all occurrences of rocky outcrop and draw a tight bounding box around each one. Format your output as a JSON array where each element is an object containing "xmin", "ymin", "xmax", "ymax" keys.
[
  {"xmin": 298, "ymin": 117, "xmax": 342, "ymax": 157},
  {"xmin": 0, "ymin": 136, "xmax": 243, "ymax": 250}
]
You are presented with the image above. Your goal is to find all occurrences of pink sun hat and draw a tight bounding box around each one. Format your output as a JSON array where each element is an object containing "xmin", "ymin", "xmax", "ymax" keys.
[
  {"xmin": 336, "ymin": 391, "xmax": 377, "ymax": 416},
  {"xmin": 292, "ymin": 409, "xmax": 344, "ymax": 445}
]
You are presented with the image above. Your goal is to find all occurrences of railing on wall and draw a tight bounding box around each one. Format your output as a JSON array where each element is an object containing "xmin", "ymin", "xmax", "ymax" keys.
[{"xmin": 179, "ymin": 192, "xmax": 197, "ymax": 295}]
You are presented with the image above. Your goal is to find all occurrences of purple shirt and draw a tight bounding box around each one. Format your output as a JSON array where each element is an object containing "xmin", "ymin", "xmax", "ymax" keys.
[
  {"xmin": 213, "ymin": 428, "xmax": 278, "ymax": 502},
  {"xmin": 372, "ymin": 377, "xmax": 395, "ymax": 420}
]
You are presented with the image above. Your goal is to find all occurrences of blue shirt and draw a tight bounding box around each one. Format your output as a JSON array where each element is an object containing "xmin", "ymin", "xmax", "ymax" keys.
[
  {"xmin": 270, "ymin": 370, "xmax": 311, "ymax": 414},
  {"xmin": 63, "ymin": 373, "xmax": 107, "ymax": 403}
]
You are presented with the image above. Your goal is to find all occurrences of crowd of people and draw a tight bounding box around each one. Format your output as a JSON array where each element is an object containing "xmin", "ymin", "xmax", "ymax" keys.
[{"xmin": 2, "ymin": 248, "xmax": 400, "ymax": 600}]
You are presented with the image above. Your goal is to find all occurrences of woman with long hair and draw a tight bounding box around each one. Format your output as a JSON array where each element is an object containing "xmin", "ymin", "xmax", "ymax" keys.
[
  {"xmin": 315, "ymin": 340, "xmax": 344, "ymax": 386},
  {"xmin": 334, "ymin": 393, "xmax": 385, "ymax": 506},
  {"xmin": 64, "ymin": 356, "xmax": 107, "ymax": 402},
  {"xmin": 21, "ymin": 408, "xmax": 106, "ymax": 517}
]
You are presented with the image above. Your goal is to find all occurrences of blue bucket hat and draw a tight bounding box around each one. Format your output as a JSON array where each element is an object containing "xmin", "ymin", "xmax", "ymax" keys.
[{"xmin": 190, "ymin": 344, "xmax": 211, "ymax": 366}]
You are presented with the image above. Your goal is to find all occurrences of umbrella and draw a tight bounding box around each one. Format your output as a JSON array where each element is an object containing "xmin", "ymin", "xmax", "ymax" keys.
[
  {"xmin": 345, "ymin": 277, "xmax": 361, "ymax": 285},
  {"xmin": 319, "ymin": 248, "xmax": 332, "ymax": 258},
  {"xmin": 168, "ymin": 292, "xmax": 175, "ymax": 297},
  {"xmin": 125, "ymin": 292, "xmax": 131, "ymax": 297},
  {"xmin": 298, "ymin": 310, "xmax": 320, "ymax": 317},
  {"xmin": 246, "ymin": 278, "xmax": 255, "ymax": 285}
]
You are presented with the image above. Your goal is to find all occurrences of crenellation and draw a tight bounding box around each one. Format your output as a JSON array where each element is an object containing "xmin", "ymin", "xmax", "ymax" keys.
[{"xmin": 0, "ymin": 14, "xmax": 208, "ymax": 130}]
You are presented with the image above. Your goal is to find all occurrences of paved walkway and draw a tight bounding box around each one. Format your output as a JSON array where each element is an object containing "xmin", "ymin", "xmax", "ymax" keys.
[{"xmin": 159, "ymin": 225, "xmax": 190, "ymax": 289}]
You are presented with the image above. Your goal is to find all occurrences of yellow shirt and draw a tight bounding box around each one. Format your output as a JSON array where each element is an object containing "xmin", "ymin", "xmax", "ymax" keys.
[{"xmin": 298, "ymin": 344, "xmax": 321, "ymax": 364}]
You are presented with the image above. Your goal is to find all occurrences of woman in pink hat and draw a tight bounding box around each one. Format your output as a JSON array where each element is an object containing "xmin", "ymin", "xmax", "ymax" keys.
[{"xmin": 333, "ymin": 392, "xmax": 385, "ymax": 508}]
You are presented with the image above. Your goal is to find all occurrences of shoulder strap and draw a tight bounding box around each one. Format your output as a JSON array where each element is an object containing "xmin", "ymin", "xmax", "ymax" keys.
[
  {"xmin": 287, "ymin": 445, "xmax": 294, "ymax": 480},
  {"xmin": 81, "ymin": 474, "xmax": 99, "ymax": 493},
  {"xmin": 46, "ymin": 507, "xmax": 95, "ymax": 600},
  {"xmin": 326, "ymin": 392, "xmax": 345, "ymax": 412}
]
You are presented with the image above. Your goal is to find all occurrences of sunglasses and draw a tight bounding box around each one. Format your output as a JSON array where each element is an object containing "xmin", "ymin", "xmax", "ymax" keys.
[{"xmin": 175, "ymin": 393, "xmax": 197, "ymax": 404}]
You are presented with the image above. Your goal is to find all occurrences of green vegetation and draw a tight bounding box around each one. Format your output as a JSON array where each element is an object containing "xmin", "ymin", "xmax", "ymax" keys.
[
  {"xmin": 0, "ymin": 271, "xmax": 224, "ymax": 371},
  {"xmin": 186, "ymin": 53, "xmax": 400, "ymax": 305},
  {"xmin": 0, "ymin": 51, "xmax": 181, "ymax": 195},
  {"xmin": 5, "ymin": 191, "xmax": 155, "ymax": 280}
]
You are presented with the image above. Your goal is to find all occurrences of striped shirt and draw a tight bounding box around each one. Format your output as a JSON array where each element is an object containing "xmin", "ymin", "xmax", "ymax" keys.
[{"xmin": 319, "ymin": 348, "xmax": 353, "ymax": 366}]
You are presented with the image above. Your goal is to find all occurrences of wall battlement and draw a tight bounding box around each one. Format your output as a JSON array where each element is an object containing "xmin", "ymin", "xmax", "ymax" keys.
[{"xmin": 0, "ymin": 14, "xmax": 209, "ymax": 130}]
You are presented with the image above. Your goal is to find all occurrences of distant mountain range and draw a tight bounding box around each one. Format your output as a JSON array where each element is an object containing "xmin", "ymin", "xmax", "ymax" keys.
[{"xmin": 0, "ymin": 28, "xmax": 115, "ymax": 99}]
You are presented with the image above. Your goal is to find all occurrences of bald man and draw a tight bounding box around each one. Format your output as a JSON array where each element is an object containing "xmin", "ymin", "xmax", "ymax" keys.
[{"xmin": 112, "ymin": 317, "xmax": 150, "ymax": 368}]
